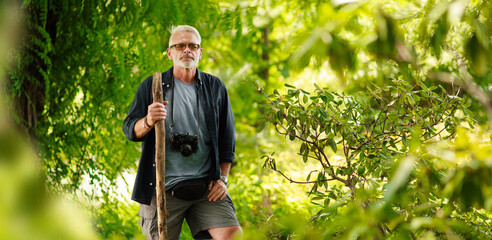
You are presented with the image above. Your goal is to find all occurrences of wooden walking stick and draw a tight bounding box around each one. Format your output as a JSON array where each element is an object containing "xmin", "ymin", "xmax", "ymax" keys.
[{"xmin": 152, "ymin": 72, "xmax": 168, "ymax": 240}]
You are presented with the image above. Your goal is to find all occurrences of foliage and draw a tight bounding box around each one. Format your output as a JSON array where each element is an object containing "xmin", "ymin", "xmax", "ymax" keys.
[
  {"xmin": 1, "ymin": 2, "xmax": 99, "ymax": 239},
  {"xmin": 98, "ymin": 199, "xmax": 147, "ymax": 239},
  {"xmin": 255, "ymin": 0, "xmax": 492, "ymax": 239},
  {"xmin": 256, "ymin": 78, "xmax": 490, "ymax": 238},
  {"xmin": 230, "ymin": 130, "xmax": 320, "ymax": 240},
  {"xmin": 307, "ymin": 128, "xmax": 492, "ymax": 239},
  {"xmin": 289, "ymin": 0, "xmax": 491, "ymax": 121},
  {"xmin": 259, "ymin": 77, "xmax": 470, "ymax": 192},
  {"xmin": 6, "ymin": 0, "xmax": 492, "ymax": 239}
]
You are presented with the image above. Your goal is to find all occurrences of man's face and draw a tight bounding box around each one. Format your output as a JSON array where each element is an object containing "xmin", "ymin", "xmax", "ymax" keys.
[{"xmin": 167, "ymin": 31, "xmax": 202, "ymax": 69}]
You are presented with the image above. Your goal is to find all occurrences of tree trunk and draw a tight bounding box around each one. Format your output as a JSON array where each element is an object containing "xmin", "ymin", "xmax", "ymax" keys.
[
  {"xmin": 10, "ymin": 1, "xmax": 58, "ymax": 144},
  {"xmin": 152, "ymin": 72, "xmax": 168, "ymax": 240}
]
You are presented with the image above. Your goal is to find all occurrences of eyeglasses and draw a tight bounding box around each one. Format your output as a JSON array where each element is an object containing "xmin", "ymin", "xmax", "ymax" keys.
[{"xmin": 169, "ymin": 43, "xmax": 201, "ymax": 51}]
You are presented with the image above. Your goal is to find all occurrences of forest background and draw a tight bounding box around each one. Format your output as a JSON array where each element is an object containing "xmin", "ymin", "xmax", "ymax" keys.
[{"xmin": 1, "ymin": 0, "xmax": 491, "ymax": 239}]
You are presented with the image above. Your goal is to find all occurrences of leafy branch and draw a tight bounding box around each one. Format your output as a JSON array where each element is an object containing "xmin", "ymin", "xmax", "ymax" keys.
[{"xmin": 253, "ymin": 78, "xmax": 468, "ymax": 197}]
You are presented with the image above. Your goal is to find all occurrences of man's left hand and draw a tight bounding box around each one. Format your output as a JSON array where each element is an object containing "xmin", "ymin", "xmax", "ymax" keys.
[{"xmin": 207, "ymin": 179, "xmax": 227, "ymax": 201}]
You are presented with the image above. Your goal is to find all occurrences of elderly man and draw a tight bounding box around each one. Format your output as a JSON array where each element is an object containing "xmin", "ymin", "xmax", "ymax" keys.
[{"xmin": 123, "ymin": 25, "xmax": 242, "ymax": 240}]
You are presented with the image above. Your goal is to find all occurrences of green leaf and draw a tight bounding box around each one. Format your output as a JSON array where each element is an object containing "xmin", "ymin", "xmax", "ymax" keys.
[
  {"xmin": 407, "ymin": 93, "xmax": 416, "ymax": 106},
  {"xmin": 357, "ymin": 166, "xmax": 365, "ymax": 175},
  {"xmin": 431, "ymin": 17, "xmax": 449, "ymax": 57},
  {"xmin": 300, "ymin": 142, "xmax": 307, "ymax": 154},
  {"xmin": 289, "ymin": 134, "xmax": 295, "ymax": 141},
  {"xmin": 359, "ymin": 152, "xmax": 365, "ymax": 161},
  {"xmin": 329, "ymin": 139, "xmax": 337, "ymax": 153},
  {"xmin": 324, "ymin": 92, "xmax": 335, "ymax": 101},
  {"xmin": 384, "ymin": 155, "xmax": 416, "ymax": 202},
  {"xmin": 284, "ymin": 83, "xmax": 296, "ymax": 88},
  {"xmin": 306, "ymin": 171, "xmax": 314, "ymax": 182},
  {"xmin": 466, "ymin": 34, "xmax": 488, "ymax": 76},
  {"xmin": 256, "ymin": 121, "xmax": 266, "ymax": 133}
]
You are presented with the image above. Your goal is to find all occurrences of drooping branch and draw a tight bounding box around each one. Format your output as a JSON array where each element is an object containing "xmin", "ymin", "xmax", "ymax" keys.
[{"xmin": 263, "ymin": 154, "xmax": 346, "ymax": 185}]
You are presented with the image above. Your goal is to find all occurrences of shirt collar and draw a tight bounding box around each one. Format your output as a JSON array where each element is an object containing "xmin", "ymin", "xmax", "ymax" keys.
[{"xmin": 163, "ymin": 66, "xmax": 203, "ymax": 86}]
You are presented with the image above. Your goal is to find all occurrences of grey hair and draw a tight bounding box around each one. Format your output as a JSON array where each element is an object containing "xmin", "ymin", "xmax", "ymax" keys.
[{"xmin": 168, "ymin": 25, "xmax": 202, "ymax": 47}]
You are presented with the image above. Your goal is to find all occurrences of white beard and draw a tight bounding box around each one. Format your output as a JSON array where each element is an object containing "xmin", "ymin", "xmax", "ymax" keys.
[{"xmin": 174, "ymin": 56, "xmax": 198, "ymax": 68}]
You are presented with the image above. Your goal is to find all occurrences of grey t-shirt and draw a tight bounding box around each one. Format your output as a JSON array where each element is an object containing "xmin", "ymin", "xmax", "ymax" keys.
[{"xmin": 163, "ymin": 77, "xmax": 211, "ymax": 190}]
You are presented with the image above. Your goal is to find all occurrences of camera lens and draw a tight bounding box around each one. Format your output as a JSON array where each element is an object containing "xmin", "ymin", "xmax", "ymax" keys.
[{"xmin": 181, "ymin": 144, "xmax": 193, "ymax": 157}]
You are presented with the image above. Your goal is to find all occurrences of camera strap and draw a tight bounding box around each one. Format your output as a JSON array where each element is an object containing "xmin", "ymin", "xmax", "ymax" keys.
[{"xmin": 169, "ymin": 77, "xmax": 200, "ymax": 137}]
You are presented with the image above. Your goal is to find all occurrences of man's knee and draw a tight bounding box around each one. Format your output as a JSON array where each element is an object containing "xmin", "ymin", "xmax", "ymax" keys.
[
  {"xmin": 229, "ymin": 226, "xmax": 243, "ymax": 239},
  {"xmin": 208, "ymin": 226, "xmax": 243, "ymax": 240}
]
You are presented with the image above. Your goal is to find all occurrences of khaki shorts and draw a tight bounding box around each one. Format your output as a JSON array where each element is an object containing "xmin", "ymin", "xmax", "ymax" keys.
[{"xmin": 139, "ymin": 190, "xmax": 240, "ymax": 240}]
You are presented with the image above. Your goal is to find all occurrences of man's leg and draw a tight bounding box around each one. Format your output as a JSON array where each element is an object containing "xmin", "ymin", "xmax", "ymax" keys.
[
  {"xmin": 186, "ymin": 194, "xmax": 241, "ymax": 239},
  {"xmin": 138, "ymin": 197, "xmax": 159, "ymax": 240},
  {"xmin": 208, "ymin": 226, "xmax": 243, "ymax": 240},
  {"xmin": 139, "ymin": 194, "xmax": 191, "ymax": 240}
]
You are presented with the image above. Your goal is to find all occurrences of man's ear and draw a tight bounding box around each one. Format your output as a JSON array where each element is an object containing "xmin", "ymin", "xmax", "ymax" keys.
[{"xmin": 166, "ymin": 48, "xmax": 172, "ymax": 60}]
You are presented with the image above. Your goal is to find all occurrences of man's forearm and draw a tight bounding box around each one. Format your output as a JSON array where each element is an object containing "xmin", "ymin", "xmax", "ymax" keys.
[
  {"xmin": 134, "ymin": 117, "xmax": 151, "ymax": 139},
  {"xmin": 220, "ymin": 162, "xmax": 232, "ymax": 176}
]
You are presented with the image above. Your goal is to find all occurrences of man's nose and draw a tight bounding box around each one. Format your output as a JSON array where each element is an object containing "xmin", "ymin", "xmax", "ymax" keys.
[{"xmin": 183, "ymin": 46, "xmax": 192, "ymax": 53}]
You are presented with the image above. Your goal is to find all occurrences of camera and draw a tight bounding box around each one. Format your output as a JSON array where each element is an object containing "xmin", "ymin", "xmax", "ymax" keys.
[{"xmin": 170, "ymin": 133, "xmax": 199, "ymax": 156}]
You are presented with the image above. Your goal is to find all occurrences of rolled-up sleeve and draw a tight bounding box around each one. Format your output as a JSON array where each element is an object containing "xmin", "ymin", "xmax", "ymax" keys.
[{"xmin": 218, "ymin": 84, "xmax": 236, "ymax": 163}]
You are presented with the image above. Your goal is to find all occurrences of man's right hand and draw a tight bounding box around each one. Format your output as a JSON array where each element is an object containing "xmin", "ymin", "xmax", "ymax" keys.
[
  {"xmin": 133, "ymin": 101, "xmax": 169, "ymax": 139},
  {"xmin": 147, "ymin": 101, "xmax": 169, "ymax": 126}
]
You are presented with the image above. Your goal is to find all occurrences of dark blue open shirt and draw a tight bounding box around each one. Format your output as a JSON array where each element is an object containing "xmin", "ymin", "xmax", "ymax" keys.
[{"xmin": 123, "ymin": 67, "xmax": 235, "ymax": 205}]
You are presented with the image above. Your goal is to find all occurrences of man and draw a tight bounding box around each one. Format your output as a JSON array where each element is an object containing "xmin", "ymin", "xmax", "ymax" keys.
[{"xmin": 123, "ymin": 25, "xmax": 242, "ymax": 240}]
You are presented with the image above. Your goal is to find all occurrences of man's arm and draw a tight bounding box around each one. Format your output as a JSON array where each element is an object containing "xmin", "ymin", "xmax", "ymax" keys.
[
  {"xmin": 220, "ymin": 162, "xmax": 232, "ymax": 179},
  {"xmin": 207, "ymin": 80, "xmax": 236, "ymax": 202}
]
